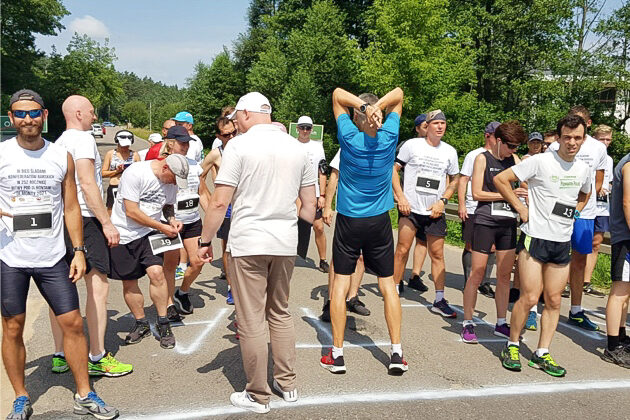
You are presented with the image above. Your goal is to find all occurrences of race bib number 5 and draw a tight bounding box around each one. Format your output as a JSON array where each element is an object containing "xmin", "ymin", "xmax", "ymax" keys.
[
  {"xmin": 148, "ymin": 233, "xmax": 183, "ymax": 255},
  {"xmin": 416, "ymin": 174, "xmax": 440, "ymax": 194}
]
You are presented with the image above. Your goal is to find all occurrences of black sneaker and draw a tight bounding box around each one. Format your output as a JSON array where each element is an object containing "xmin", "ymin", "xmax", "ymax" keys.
[
  {"xmin": 388, "ymin": 352, "xmax": 409, "ymax": 374},
  {"xmin": 620, "ymin": 335, "xmax": 630, "ymax": 347},
  {"xmin": 167, "ymin": 304, "xmax": 184, "ymax": 323},
  {"xmin": 125, "ymin": 320, "xmax": 150, "ymax": 345},
  {"xmin": 396, "ymin": 281, "xmax": 404, "ymax": 295},
  {"xmin": 408, "ymin": 275, "xmax": 428, "ymax": 292},
  {"xmin": 321, "ymin": 300, "xmax": 331, "ymax": 322},
  {"xmin": 157, "ymin": 321, "xmax": 176, "ymax": 349},
  {"xmin": 346, "ymin": 296, "xmax": 370, "ymax": 316},
  {"xmin": 174, "ymin": 289, "xmax": 193, "ymax": 315},
  {"xmin": 319, "ymin": 260, "xmax": 330, "ymax": 273},
  {"xmin": 601, "ymin": 345, "xmax": 630, "ymax": 368},
  {"xmin": 583, "ymin": 283, "xmax": 606, "ymax": 298},
  {"xmin": 509, "ymin": 287, "xmax": 520, "ymax": 303},
  {"xmin": 478, "ymin": 282, "xmax": 495, "ymax": 298}
]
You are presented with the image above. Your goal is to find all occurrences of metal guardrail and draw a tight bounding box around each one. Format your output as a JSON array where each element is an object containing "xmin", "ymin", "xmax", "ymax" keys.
[{"xmin": 443, "ymin": 203, "xmax": 611, "ymax": 255}]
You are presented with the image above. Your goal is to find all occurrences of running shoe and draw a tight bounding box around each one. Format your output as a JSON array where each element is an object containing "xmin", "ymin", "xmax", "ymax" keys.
[
  {"xmin": 320, "ymin": 349, "xmax": 346, "ymax": 373},
  {"xmin": 528, "ymin": 352, "xmax": 566, "ymax": 377},
  {"xmin": 494, "ymin": 323, "xmax": 511, "ymax": 338},
  {"xmin": 88, "ymin": 353, "xmax": 133, "ymax": 377},
  {"xmin": 583, "ymin": 283, "xmax": 606, "ymax": 298},
  {"xmin": 166, "ymin": 304, "xmax": 184, "ymax": 323},
  {"xmin": 174, "ymin": 289, "xmax": 193, "ymax": 314},
  {"xmin": 408, "ymin": 275, "xmax": 428, "ymax": 292},
  {"xmin": 346, "ymin": 296, "xmax": 370, "ymax": 316},
  {"xmin": 73, "ymin": 392, "xmax": 119, "ymax": 419},
  {"xmin": 229, "ymin": 390, "xmax": 270, "ymax": 414},
  {"xmin": 157, "ymin": 320, "xmax": 176, "ymax": 349},
  {"xmin": 620, "ymin": 335, "xmax": 630, "ymax": 347},
  {"xmin": 561, "ymin": 285, "xmax": 570, "ymax": 298},
  {"xmin": 501, "ymin": 344, "xmax": 521, "ymax": 371},
  {"xmin": 6, "ymin": 396, "xmax": 32, "ymax": 420},
  {"xmin": 272, "ymin": 379, "xmax": 298, "ymax": 402},
  {"xmin": 461, "ymin": 324, "xmax": 478, "ymax": 344},
  {"xmin": 219, "ymin": 271, "xmax": 227, "ymax": 280},
  {"xmin": 319, "ymin": 260, "xmax": 330, "ymax": 273},
  {"xmin": 525, "ymin": 311, "xmax": 538, "ymax": 331},
  {"xmin": 478, "ymin": 282, "xmax": 495, "ymax": 298},
  {"xmin": 226, "ymin": 289, "xmax": 234, "ymax": 305},
  {"xmin": 396, "ymin": 281, "xmax": 404, "ymax": 295},
  {"xmin": 509, "ymin": 287, "xmax": 520, "ymax": 303},
  {"xmin": 175, "ymin": 266, "xmax": 185, "ymax": 281},
  {"xmin": 321, "ymin": 300, "xmax": 331, "ymax": 322},
  {"xmin": 430, "ymin": 298, "xmax": 457, "ymax": 318},
  {"xmin": 568, "ymin": 310, "xmax": 600, "ymax": 331},
  {"xmin": 51, "ymin": 355, "xmax": 69, "ymax": 373},
  {"xmin": 601, "ymin": 346, "xmax": 630, "ymax": 368},
  {"xmin": 124, "ymin": 320, "xmax": 151, "ymax": 345},
  {"xmin": 388, "ymin": 353, "xmax": 409, "ymax": 373}
]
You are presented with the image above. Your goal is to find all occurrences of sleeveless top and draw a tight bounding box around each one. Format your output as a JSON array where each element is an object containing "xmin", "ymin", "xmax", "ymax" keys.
[
  {"xmin": 109, "ymin": 150, "xmax": 135, "ymax": 170},
  {"xmin": 218, "ymin": 145, "xmax": 232, "ymax": 219},
  {"xmin": 474, "ymin": 151, "xmax": 517, "ymax": 227}
]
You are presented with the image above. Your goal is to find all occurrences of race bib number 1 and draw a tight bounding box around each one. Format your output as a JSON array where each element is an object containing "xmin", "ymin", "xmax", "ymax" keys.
[
  {"xmin": 148, "ymin": 233, "xmax": 183, "ymax": 255},
  {"xmin": 416, "ymin": 175, "xmax": 440, "ymax": 194},
  {"xmin": 11, "ymin": 196, "xmax": 53, "ymax": 238}
]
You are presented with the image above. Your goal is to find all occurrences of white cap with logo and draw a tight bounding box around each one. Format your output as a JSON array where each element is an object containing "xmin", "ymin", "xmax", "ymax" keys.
[
  {"xmin": 297, "ymin": 116, "xmax": 313, "ymax": 126},
  {"xmin": 228, "ymin": 92, "xmax": 272, "ymax": 120}
]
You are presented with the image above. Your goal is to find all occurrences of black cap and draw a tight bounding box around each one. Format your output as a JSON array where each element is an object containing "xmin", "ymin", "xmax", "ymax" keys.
[
  {"xmin": 166, "ymin": 125, "xmax": 193, "ymax": 142},
  {"xmin": 10, "ymin": 89, "xmax": 45, "ymax": 108}
]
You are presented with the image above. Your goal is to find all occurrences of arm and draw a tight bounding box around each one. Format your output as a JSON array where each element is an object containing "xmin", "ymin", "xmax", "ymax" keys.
[
  {"xmin": 101, "ymin": 151, "xmax": 121, "ymax": 178},
  {"xmin": 317, "ymin": 171, "xmax": 327, "ymax": 210},
  {"xmin": 161, "ymin": 204, "xmax": 182, "ymax": 234},
  {"xmin": 298, "ymin": 184, "xmax": 317, "ymax": 224},
  {"xmin": 392, "ymin": 163, "xmax": 410, "ymax": 216},
  {"xmin": 427, "ymin": 174, "xmax": 459, "ymax": 219},
  {"xmin": 374, "ymin": 87, "xmax": 404, "ymax": 117},
  {"xmin": 457, "ymin": 175, "xmax": 470, "ymax": 221},
  {"xmin": 623, "ymin": 163, "xmax": 630, "ymax": 229},
  {"xmin": 595, "ymin": 169, "xmax": 604, "ymax": 194},
  {"xmin": 332, "ymin": 87, "xmax": 362, "ymax": 120},
  {"xmin": 76, "ymin": 159, "xmax": 119, "ymax": 246},
  {"xmin": 198, "ymin": 174, "xmax": 212, "ymax": 213},
  {"xmin": 576, "ymin": 191, "xmax": 590, "ymax": 212},
  {"xmin": 494, "ymin": 168, "xmax": 528, "ymax": 223},
  {"xmin": 200, "ymin": 150, "xmax": 218, "ymax": 180},
  {"xmin": 62, "ymin": 154, "xmax": 86, "ymax": 282},
  {"xmin": 471, "ymin": 154, "xmax": 503, "ymax": 202},
  {"xmin": 323, "ymin": 170, "xmax": 338, "ymax": 226},
  {"xmin": 124, "ymin": 199, "xmax": 177, "ymax": 236},
  {"xmin": 197, "ymin": 184, "xmax": 236, "ymax": 263}
]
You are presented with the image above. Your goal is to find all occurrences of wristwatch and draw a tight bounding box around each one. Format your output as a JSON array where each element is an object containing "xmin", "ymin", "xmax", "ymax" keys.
[
  {"xmin": 359, "ymin": 103, "xmax": 369, "ymax": 113},
  {"xmin": 198, "ymin": 238, "xmax": 212, "ymax": 247},
  {"xmin": 440, "ymin": 198, "xmax": 449, "ymax": 205},
  {"xmin": 73, "ymin": 246, "xmax": 87, "ymax": 253}
]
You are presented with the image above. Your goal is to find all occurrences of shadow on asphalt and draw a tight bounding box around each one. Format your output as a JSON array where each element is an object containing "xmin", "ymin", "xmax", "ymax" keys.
[
  {"xmin": 196, "ymin": 341, "xmax": 246, "ymax": 392},
  {"xmin": 295, "ymin": 256, "xmax": 317, "ymax": 269}
]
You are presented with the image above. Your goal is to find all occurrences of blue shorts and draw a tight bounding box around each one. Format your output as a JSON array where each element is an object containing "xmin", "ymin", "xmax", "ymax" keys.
[
  {"xmin": 571, "ymin": 218, "xmax": 595, "ymax": 254},
  {"xmin": 594, "ymin": 216, "xmax": 609, "ymax": 233}
]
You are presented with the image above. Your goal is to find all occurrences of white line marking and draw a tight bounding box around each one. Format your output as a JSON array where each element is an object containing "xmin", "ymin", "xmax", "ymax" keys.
[
  {"xmin": 585, "ymin": 309, "xmax": 630, "ymax": 327},
  {"xmin": 128, "ymin": 379, "xmax": 630, "ymax": 419},
  {"xmin": 456, "ymin": 338, "xmax": 518, "ymax": 343},
  {"xmin": 401, "ymin": 303, "xmax": 432, "ymax": 308},
  {"xmin": 175, "ymin": 308, "xmax": 229, "ymax": 355},
  {"xmin": 296, "ymin": 341, "xmax": 391, "ymax": 349},
  {"xmin": 301, "ymin": 307, "xmax": 332, "ymax": 341}
]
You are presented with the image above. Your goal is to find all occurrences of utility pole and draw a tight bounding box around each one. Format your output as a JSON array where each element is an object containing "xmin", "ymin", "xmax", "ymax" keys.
[{"xmin": 149, "ymin": 101, "xmax": 152, "ymax": 131}]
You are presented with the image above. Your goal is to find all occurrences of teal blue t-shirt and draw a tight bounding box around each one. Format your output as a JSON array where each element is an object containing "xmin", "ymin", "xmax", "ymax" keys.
[{"xmin": 336, "ymin": 112, "xmax": 399, "ymax": 217}]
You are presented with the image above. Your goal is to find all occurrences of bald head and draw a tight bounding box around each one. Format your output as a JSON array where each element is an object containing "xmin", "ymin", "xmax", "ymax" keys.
[{"xmin": 62, "ymin": 95, "xmax": 96, "ymax": 131}]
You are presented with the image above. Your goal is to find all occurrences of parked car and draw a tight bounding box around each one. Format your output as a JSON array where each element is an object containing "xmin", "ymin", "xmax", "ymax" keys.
[
  {"xmin": 91, "ymin": 124, "xmax": 103, "ymax": 138},
  {"xmin": 102, "ymin": 121, "xmax": 115, "ymax": 127}
]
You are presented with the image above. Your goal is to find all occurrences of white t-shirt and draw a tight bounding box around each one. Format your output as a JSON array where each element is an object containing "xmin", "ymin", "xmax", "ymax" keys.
[
  {"xmin": 548, "ymin": 134, "xmax": 606, "ymax": 219},
  {"xmin": 513, "ymin": 150, "xmax": 591, "ymax": 242},
  {"xmin": 299, "ymin": 140, "xmax": 325, "ymax": 197},
  {"xmin": 55, "ymin": 129, "xmax": 103, "ymax": 218},
  {"xmin": 330, "ymin": 150, "xmax": 340, "ymax": 170},
  {"xmin": 138, "ymin": 148, "xmax": 149, "ymax": 161},
  {"xmin": 211, "ymin": 138, "xmax": 222, "ymax": 150},
  {"xmin": 215, "ymin": 123, "xmax": 317, "ymax": 257},
  {"xmin": 110, "ymin": 161, "xmax": 178, "ymax": 244},
  {"xmin": 460, "ymin": 147, "xmax": 486, "ymax": 214},
  {"xmin": 396, "ymin": 138, "xmax": 459, "ymax": 215},
  {"xmin": 0, "ymin": 138, "xmax": 68, "ymax": 267},
  {"xmin": 596, "ymin": 154, "xmax": 614, "ymax": 217},
  {"xmin": 175, "ymin": 158, "xmax": 203, "ymax": 225},
  {"xmin": 187, "ymin": 134, "xmax": 204, "ymax": 164}
]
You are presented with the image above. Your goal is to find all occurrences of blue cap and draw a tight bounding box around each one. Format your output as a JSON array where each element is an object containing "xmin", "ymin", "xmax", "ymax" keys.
[
  {"xmin": 485, "ymin": 121, "xmax": 501, "ymax": 134},
  {"xmin": 173, "ymin": 111, "xmax": 194, "ymax": 124},
  {"xmin": 414, "ymin": 114, "xmax": 427, "ymax": 126},
  {"xmin": 166, "ymin": 125, "xmax": 193, "ymax": 142},
  {"xmin": 528, "ymin": 132, "xmax": 543, "ymax": 142}
]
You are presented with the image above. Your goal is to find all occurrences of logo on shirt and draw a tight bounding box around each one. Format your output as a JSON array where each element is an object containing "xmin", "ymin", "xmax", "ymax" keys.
[{"xmin": 551, "ymin": 175, "xmax": 559, "ymax": 183}]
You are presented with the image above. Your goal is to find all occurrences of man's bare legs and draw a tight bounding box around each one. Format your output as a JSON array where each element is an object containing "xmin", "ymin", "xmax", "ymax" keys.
[
  {"xmin": 179, "ymin": 237, "xmax": 205, "ymax": 292},
  {"xmin": 163, "ymin": 249, "xmax": 179, "ymax": 308},
  {"xmin": 393, "ymin": 218, "xmax": 416, "ymax": 287},
  {"xmin": 313, "ymin": 217, "xmax": 327, "ymax": 265},
  {"xmin": 411, "ymin": 240, "xmax": 427, "ymax": 278}
]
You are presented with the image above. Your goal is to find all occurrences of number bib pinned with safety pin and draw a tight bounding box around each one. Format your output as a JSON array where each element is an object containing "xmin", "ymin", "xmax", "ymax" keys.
[
  {"xmin": 11, "ymin": 195, "xmax": 53, "ymax": 238},
  {"xmin": 148, "ymin": 233, "xmax": 183, "ymax": 255},
  {"xmin": 416, "ymin": 173, "xmax": 440, "ymax": 195}
]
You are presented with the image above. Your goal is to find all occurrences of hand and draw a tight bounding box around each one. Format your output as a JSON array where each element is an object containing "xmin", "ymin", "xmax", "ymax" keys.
[
  {"xmin": 397, "ymin": 197, "xmax": 411, "ymax": 216},
  {"xmin": 102, "ymin": 221, "xmax": 120, "ymax": 247},
  {"xmin": 518, "ymin": 207, "xmax": 529, "ymax": 224},
  {"xmin": 170, "ymin": 219, "xmax": 183, "ymax": 233},
  {"xmin": 323, "ymin": 207, "xmax": 333, "ymax": 226},
  {"xmin": 160, "ymin": 224, "xmax": 179, "ymax": 238},
  {"xmin": 366, "ymin": 105, "xmax": 382, "ymax": 129},
  {"xmin": 317, "ymin": 196, "xmax": 326, "ymax": 210},
  {"xmin": 68, "ymin": 252, "xmax": 86, "ymax": 283},
  {"xmin": 0, "ymin": 208, "xmax": 12, "ymax": 218},
  {"xmin": 197, "ymin": 245, "xmax": 213, "ymax": 263},
  {"xmin": 116, "ymin": 164, "xmax": 124, "ymax": 173},
  {"xmin": 428, "ymin": 199, "xmax": 445, "ymax": 219},
  {"xmin": 514, "ymin": 187, "xmax": 528, "ymax": 199},
  {"xmin": 458, "ymin": 203, "xmax": 468, "ymax": 221}
]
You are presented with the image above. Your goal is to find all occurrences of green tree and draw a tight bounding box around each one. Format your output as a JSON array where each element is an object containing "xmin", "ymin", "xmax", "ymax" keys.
[{"xmin": 122, "ymin": 100, "xmax": 149, "ymax": 127}]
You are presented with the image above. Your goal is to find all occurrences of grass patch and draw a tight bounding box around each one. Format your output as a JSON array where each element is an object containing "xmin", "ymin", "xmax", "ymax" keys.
[
  {"xmin": 591, "ymin": 252, "xmax": 611, "ymax": 290},
  {"xmin": 128, "ymin": 127, "xmax": 152, "ymax": 140},
  {"xmin": 445, "ymin": 220, "xmax": 465, "ymax": 248}
]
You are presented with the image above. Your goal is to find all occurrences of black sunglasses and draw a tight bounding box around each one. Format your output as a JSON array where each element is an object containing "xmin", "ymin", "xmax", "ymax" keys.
[
  {"xmin": 504, "ymin": 142, "xmax": 520, "ymax": 150},
  {"xmin": 12, "ymin": 109, "xmax": 43, "ymax": 119},
  {"xmin": 219, "ymin": 129, "xmax": 237, "ymax": 138},
  {"xmin": 298, "ymin": 125, "xmax": 313, "ymax": 131},
  {"xmin": 117, "ymin": 134, "xmax": 133, "ymax": 140}
]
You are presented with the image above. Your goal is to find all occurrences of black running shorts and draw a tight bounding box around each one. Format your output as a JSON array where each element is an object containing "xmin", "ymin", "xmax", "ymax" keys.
[
  {"xmin": 1, "ymin": 258, "xmax": 80, "ymax": 317},
  {"xmin": 109, "ymin": 234, "xmax": 164, "ymax": 280},
  {"xmin": 521, "ymin": 235, "xmax": 571, "ymax": 266},
  {"xmin": 64, "ymin": 217, "xmax": 110, "ymax": 275},
  {"xmin": 611, "ymin": 240, "xmax": 630, "ymax": 282},
  {"xmin": 217, "ymin": 218, "xmax": 231, "ymax": 241},
  {"xmin": 181, "ymin": 219, "xmax": 202, "ymax": 240},
  {"xmin": 472, "ymin": 223, "xmax": 517, "ymax": 254},
  {"xmin": 400, "ymin": 212, "xmax": 447, "ymax": 242},
  {"xmin": 106, "ymin": 184, "xmax": 118, "ymax": 209},
  {"xmin": 332, "ymin": 212, "xmax": 394, "ymax": 277},
  {"xmin": 462, "ymin": 214, "xmax": 476, "ymax": 244}
]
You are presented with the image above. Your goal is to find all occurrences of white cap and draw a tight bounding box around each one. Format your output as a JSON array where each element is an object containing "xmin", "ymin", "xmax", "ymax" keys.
[
  {"xmin": 118, "ymin": 138, "xmax": 132, "ymax": 147},
  {"xmin": 148, "ymin": 133, "xmax": 163, "ymax": 143},
  {"xmin": 297, "ymin": 116, "xmax": 313, "ymax": 126},
  {"xmin": 228, "ymin": 92, "xmax": 272, "ymax": 120}
]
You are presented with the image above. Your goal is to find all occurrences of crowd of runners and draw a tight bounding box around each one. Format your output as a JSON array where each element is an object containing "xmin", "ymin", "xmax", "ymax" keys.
[{"xmin": 1, "ymin": 86, "xmax": 629, "ymax": 418}]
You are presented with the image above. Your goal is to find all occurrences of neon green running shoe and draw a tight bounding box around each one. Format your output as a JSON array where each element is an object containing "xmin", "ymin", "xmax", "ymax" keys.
[
  {"xmin": 88, "ymin": 352, "xmax": 133, "ymax": 377},
  {"xmin": 501, "ymin": 344, "xmax": 521, "ymax": 371},
  {"xmin": 52, "ymin": 355, "xmax": 69, "ymax": 373},
  {"xmin": 528, "ymin": 352, "xmax": 566, "ymax": 377}
]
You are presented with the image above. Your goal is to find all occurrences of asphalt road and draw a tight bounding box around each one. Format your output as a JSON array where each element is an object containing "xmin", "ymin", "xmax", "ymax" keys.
[{"xmin": 1, "ymin": 128, "xmax": 629, "ymax": 419}]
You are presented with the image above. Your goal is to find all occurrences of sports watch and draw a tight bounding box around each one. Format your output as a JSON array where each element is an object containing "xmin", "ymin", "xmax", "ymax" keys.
[
  {"xmin": 440, "ymin": 198, "xmax": 449, "ymax": 205},
  {"xmin": 198, "ymin": 238, "xmax": 212, "ymax": 247},
  {"xmin": 73, "ymin": 246, "xmax": 87, "ymax": 253},
  {"xmin": 359, "ymin": 103, "xmax": 369, "ymax": 113}
]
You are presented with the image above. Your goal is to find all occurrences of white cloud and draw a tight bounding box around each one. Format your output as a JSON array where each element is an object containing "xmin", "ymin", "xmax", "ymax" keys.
[{"xmin": 68, "ymin": 15, "xmax": 110, "ymax": 39}]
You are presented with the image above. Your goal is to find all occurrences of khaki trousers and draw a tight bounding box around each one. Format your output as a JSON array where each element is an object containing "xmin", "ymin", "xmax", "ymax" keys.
[{"xmin": 226, "ymin": 253, "xmax": 297, "ymax": 404}]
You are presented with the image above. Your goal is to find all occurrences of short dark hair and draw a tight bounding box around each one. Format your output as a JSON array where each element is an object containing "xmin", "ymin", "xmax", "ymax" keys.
[
  {"xmin": 543, "ymin": 130, "xmax": 558, "ymax": 139},
  {"xmin": 494, "ymin": 120, "xmax": 527, "ymax": 144},
  {"xmin": 216, "ymin": 116, "xmax": 233, "ymax": 130},
  {"xmin": 221, "ymin": 106, "xmax": 235, "ymax": 118},
  {"xmin": 568, "ymin": 105, "xmax": 591, "ymax": 122},
  {"xmin": 556, "ymin": 114, "xmax": 587, "ymax": 137}
]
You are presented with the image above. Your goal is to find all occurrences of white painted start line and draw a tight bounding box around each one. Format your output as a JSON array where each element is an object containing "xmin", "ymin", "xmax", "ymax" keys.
[
  {"xmin": 126, "ymin": 379, "xmax": 630, "ymax": 419},
  {"xmin": 174, "ymin": 308, "xmax": 230, "ymax": 355}
]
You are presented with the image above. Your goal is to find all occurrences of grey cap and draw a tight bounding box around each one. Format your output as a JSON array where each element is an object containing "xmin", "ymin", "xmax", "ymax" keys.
[
  {"xmin": 528, "ymin": 131, "xmax": 543, "ymax": 142},
  {"xmin": 165, "ymin": 154, "xmax": 189, "ymax": 189},
  {"xmin": 426, "ymin": 109, "xmax": 446, "ymax": 123},
  {"xmin": 10, "ymin": 89, "xmax": 45, "ymax": 108}
]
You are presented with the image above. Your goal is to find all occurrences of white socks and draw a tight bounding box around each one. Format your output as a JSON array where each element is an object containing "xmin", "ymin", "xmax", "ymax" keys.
[
  {"xmin": 535, "ymin": 348, "xmax": 549, "ymax": 357},
  {"xmin": 435, "ymin": 290, "xmax": 444, "ymax": 302},
  {"xmin": 530, "ymin": 305, "xmax": 538, "ymax": 313},
  {"xmin": 463, "ymin": 320, "xmax": 474, "ymax": 327},
  {"xmin": 497, "ymin": 318, "xmax": 507, "ymax": 326},
  {"xmin": 507, "ymin": 341, "xmax": 519, "ymax": 347},
  {"xmin": 89, "ymin": 350, "xmax": 105, "ymax": 363},
  {"xmin": 332, "ymin": 346, "xmax": 343, "ymax": 359},
  {"xmin": 570, "ymin": 305, "xmax": 582, "ymax": 315},
  {"xmin": 178, "ymin": 263, "xmax": 187, "ymax": 271},
  {"xmin": 391, "ymin": 343, "xmax": 402, "ymax": 357}
]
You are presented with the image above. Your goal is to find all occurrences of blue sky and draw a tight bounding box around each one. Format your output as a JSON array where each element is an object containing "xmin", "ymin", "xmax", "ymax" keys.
[{"xmin": 35, "ymin": 0, "xmax": 251, "ymax": 87}]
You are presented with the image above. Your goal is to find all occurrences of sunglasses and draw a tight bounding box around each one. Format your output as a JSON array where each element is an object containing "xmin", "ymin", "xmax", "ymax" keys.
[
  {"xmin": 117, "ymin": 134, "xmax": 133, "ymax": 140},
  {"xmin": 12, "ymin": 109, "xmax": 43, "ymax": 119},
  {"xmin": 504, "ymin": 142, "xmax": 520, "ymax": 150},
  {"xmin": 218, "ymin": 129, "xmax": 237, "ymax": 138},
  {"xmin": 298, "ymin": 125, "xmax": 313, "ymax": 131}
]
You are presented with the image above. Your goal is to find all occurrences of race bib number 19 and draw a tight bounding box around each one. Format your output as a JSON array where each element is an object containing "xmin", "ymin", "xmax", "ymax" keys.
[{"xmin": 148, "ymin": 233, "xmax": 183, "ymax": 255}]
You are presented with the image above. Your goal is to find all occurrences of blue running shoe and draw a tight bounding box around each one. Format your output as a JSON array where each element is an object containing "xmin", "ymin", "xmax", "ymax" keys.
[
  {"xmin": 568, "ymin": 310, "xmax": 600, "ymax": 331},
  {"xmin": 74, "ymin": 392, "xmax": 119, "ymax": 420},
  {"xmin": 525, "ymin": 311, "xmax": 538, "ymax": 331},
  {"xmin": 175, "ymin": 266, "xmax": 185, "ymax": 280},
  {"xmin": 430, "ymin": 298, "xmax": 457, "ymax": 318},
  {"xmin": 226, "ymin": 289, "xmax": 234, "ymax": 305},
  {"xmin": 7, "ymin": 396, "xmax": 32, "ymax": 420}
]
